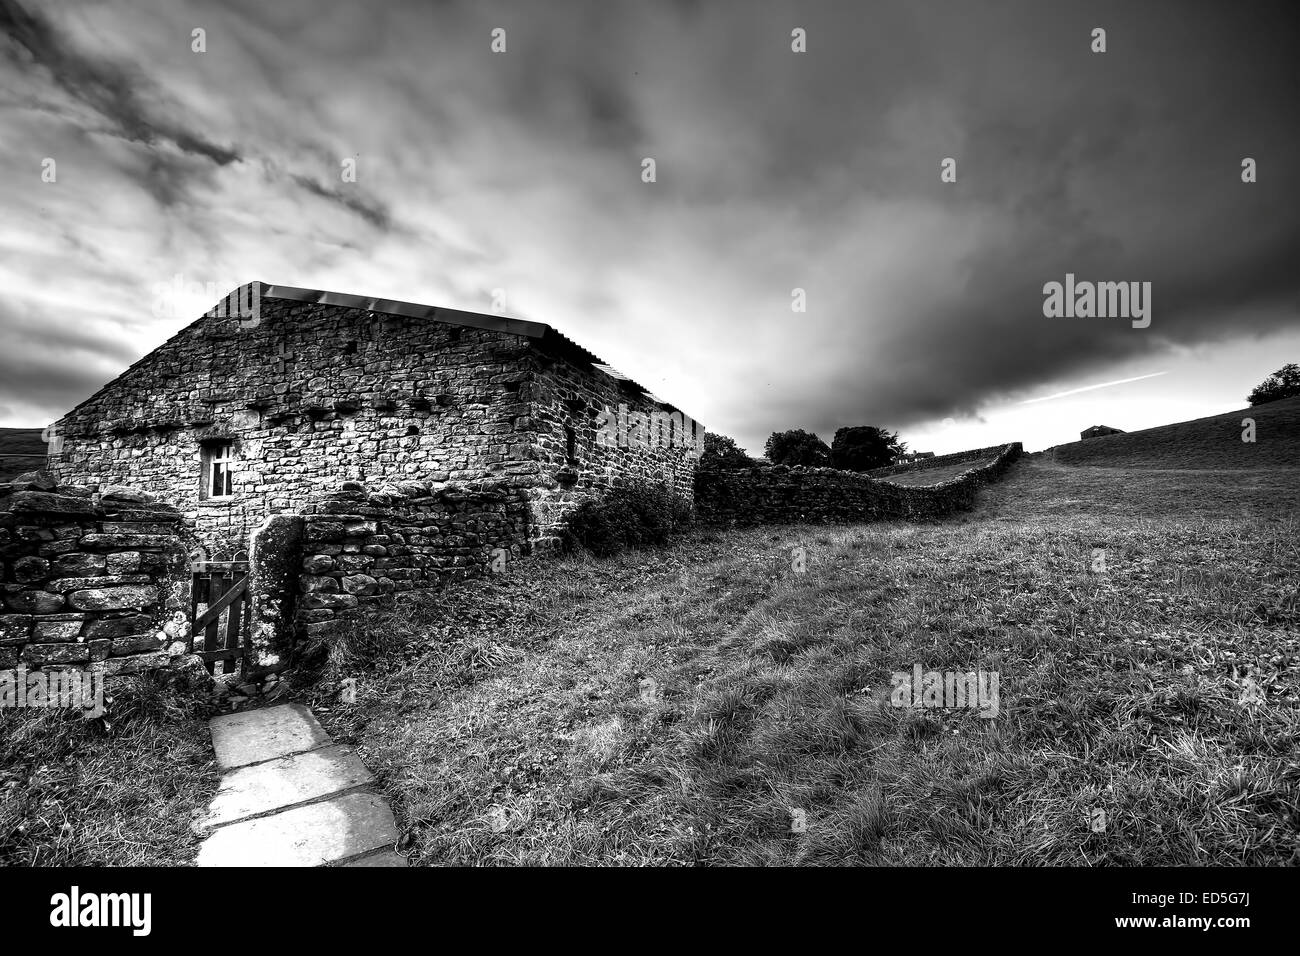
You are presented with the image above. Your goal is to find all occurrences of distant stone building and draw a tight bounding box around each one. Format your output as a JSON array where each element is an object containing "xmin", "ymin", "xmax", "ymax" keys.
[
  {"xmin": 48, "ymin": 283, "xmax": 703, "ymax": 555},
  {"xmin": 898, "ymin": 451, "xmax": 935, "ymax": 462},
  {"xmin": 1080, "ymin": 425, "xmax": 1125, "ymax": 440}
]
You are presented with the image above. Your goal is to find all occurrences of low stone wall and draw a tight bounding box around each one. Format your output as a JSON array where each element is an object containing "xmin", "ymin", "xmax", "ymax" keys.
[
  {"xmin": 293, "ymin": 480, "xmax": 530, "ymax": 649},
  {"xmin": 0, "ymin": 480, "xmax": 195, "ymax": 679},
  {"xmin": 866, "ymin": 443, "xmax": 1009, "ymax": 479},
  {"xmin": 696, "ymin": 443, "xmax": 1022, "ymax": 527}
]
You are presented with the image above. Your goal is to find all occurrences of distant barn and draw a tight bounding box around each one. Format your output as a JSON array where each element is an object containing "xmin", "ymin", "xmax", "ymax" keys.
[{"xmin": 1080, "ymin": 425, "xmax": 1125, "ymax": 440}]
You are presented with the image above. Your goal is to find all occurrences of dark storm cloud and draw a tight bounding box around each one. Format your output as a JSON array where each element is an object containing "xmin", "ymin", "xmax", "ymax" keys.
[
  {"xmin": 290, "ymin": 174, "xmax": 393, "ymax": 231},
  {"xmin": 0, "ymin": 0, "xmax": 241, "ymax": 166},
  {"xmin": 0, "ymin": 0, "xmax": 1296, "ymax": 447},
  {"xmin": 702, "ymin": 0, "xmax": 1300, "ymax": 442},
  {"xmin": 0, "ymin": 298, "xmax": 139, "ymax": 410}
]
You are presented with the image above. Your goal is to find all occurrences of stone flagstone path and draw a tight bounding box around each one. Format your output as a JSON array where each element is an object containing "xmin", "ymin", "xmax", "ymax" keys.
[{"xmin": 195, "ymin": 703, "xmax": 406, "ymax": 867}]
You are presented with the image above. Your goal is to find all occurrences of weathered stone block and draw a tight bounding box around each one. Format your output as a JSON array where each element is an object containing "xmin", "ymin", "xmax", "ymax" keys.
[
  {"xmin": 105, "ymin": 507, "xmax": 182, "ymax": 523},
  {"xmin": 299, "ymin": 593, "xmax": 359, "ymax": 611},
  {"xmin": 36, "ymin": 540, "xmax": 80, "ymax": 557},
  {"xmin": 100, "ymin": 522, "xmax": 175, "ymax": 535},
  {"xmin": 22, "ymin": 642, "xmax": 90, "ymax": 665},
  {"xmin": 53, "ymin": 553, "xmax": 107, "ymax": 577},
  {"xmin": 105, "ymin": 551, "xmax": 142, "ymax": 574},
  {"xmin": 299, "ymin": 575, "xmax": 338, "ymax": 593},
  {"xmin": 83, "ymin": 614, "xmax": 153, "ymax": 640},
  {"xmin": 111, "ymin": 633, "xmax": 166, "ymax": 656},
  {"xmin": 301, "ymin": 554, "xmax": 335, "ymax": 574},
  {"xmin": 0, "ymin": 615, "xmax": 33, "ymax": 645},
  {"xmin": 99, "ymin": 486, "xmax": 149, "ymax": 503},
  {"xmin": 48, "ymin": 574, "xmax": 153, "ymax": 593},
  {"xmin": 337, "ymin": 554, "xmax": 374, "ymax": 573},
  {"xmin": 33, "ymin": 620, "xmax": 82, "ymax": 642},
  {"xmin": 4, "ymin": 590, "xmax": 65, "ymax": 614},
  {"xmin": 306, "ymin": 521, "xmax": 347, "ymax": 542},
  {"xmin": 68, "ymin": 585, "xmax": 158, "ymax": 611},
  {"xmin": 341, "ymin": 574, "xmax": 378, "ymax": 596},
  {"xmin": 12, "ymin": 556, "xmax": 50, "ymax": 584},
  {"xmin": 9, "ymin": 492, "xmax": 96, "ymax": 516},
  {"xmin": 79, "ymin": 533, "xmax": 177, "ymax": 550}
]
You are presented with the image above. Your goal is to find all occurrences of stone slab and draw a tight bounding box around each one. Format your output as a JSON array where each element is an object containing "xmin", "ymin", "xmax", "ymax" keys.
[
  {"xmin": 343, "ymin": 850, "xmax": 408, "ymax": 867},
  {"xmin": 197, "ymin": 791, "xmax": 398, "ymax": 867},
  {"xmin": 208, "ymin": 703, "xmax": 331, "ymax": 770},
  {"xmin": 200, "ymin": 744, "xmax": 374, "ymax": 829}
]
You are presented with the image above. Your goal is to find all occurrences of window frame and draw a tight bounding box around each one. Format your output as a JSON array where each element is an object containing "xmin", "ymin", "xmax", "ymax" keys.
[{"xmin": 202, "ymin": 441, "xmax": 237, "ymax": 500}]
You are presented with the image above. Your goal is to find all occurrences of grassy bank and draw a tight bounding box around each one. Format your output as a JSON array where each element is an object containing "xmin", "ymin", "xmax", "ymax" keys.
[
  {"xmin": 313, "ymin": 459, "xmax": 1300, "ymax": 865},
  {"xmin": 0, "ymin": 672, "xmax": 220, "ymax": 865}
]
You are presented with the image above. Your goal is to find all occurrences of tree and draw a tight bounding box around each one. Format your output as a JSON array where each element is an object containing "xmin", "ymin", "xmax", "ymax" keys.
[
  {"xmin": 699, "ymin": 432, "xmax": 755, "ymax": 468},
  {"xmin": 830, "ymin": 425, "xmax": 907, "ymax": 471},
  {"xmin": 764, "ymin": 429, "xmax": 831, "ymax": 467},
  {"xmin": 1247, "ymin": 363, "xmax": 1300, "ymax": 406}
]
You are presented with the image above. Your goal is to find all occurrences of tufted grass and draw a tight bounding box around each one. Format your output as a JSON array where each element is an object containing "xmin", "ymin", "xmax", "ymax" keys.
[
  {"xmin": 0, "ymin": 671, "xmax": 220, "ymax": 865},
  {"xmin": 313, "ymin": 458, "xmax": 1300, "ymax": 865}
]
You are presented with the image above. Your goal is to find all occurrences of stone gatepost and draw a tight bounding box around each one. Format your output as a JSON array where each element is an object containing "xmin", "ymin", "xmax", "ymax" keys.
[{"xmin": 246, "ymin": 514, "xmax": 304, "ymax": 675}]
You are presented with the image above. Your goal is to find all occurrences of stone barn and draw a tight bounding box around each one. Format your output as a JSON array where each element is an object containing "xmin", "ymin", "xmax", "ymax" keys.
[
  {"xmin": 47, "ymin": 282, "xmax": 704, "ymax": 559},
  {"xmin": 1080, "ymin": 425, "xmax": 1125, "ymax": 440}
]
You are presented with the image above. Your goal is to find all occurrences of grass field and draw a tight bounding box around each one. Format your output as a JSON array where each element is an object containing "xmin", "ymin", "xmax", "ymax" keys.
[
  {"xmin": 0, "ymin": 673, "xmax": 220, "ymax": 865},
  {"xmin": 312, "ymin": 456, "xmax": 1300, "ymax": 866},
  {"xmin": 5, "ymin": 404, "xmax": 1294, "ymax": 866},
  {"xmin": 1044, "ymin": 395, "xmax": 1300, "ymax": 469},
  {"xmin": 876, "ymin": 457, "xmax": 994, "ymax": 487}
]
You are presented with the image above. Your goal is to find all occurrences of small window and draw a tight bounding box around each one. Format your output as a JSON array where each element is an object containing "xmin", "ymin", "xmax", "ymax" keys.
[
  {"xmin": 565, "ymin": 425, "xmax": 577, "ymax": 465},
  {"xmin": 204, "ymin": 442, "xmax": 236, "ymax": 498}
]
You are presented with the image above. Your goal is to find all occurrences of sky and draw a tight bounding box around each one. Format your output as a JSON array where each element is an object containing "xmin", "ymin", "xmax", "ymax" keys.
[{"xmin": 1, "ymin": 0, "xmax": 1297, "ymax": 455}]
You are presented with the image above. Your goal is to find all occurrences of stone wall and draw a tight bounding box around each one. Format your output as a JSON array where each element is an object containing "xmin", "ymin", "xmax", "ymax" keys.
[
  {"xmin": 526, "ymin": 348, "xmax": 702, "ymax": 549},
  {"xmin": 0, "ymin": 479, "xmax": 196, "ymax": 679},
  {"xmin": 866, "ymin": 444, "xmax": 1009, "ymax": 479},
  {"xmin": 47, "ymin": 298, "xmax": 539, "ymax": 557},
  {"xmin": 293, "ymin": 479, "xmax": 529, "ymax": 649},
  {"xmin": 696, "ymin": 443, "xmax": 1022, "ymax": 527}
]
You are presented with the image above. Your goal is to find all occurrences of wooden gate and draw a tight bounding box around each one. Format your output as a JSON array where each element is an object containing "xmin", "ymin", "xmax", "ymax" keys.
[{"xmin": 190, "ymin": 559, "xmax": 250, "ymax": 675}]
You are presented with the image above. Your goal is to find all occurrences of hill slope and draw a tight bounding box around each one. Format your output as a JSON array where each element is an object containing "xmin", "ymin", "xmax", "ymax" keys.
[
  {"xmin": 309, "ymin": 457, "xmax": 1300, "ymax": 866},
  {"xmin": 1042, "ymin": 396, "xmax": 1300, "ymax": 469},
  {"xmin": 0, "ymin": 427, "xmax": 46, "ymax": 481}
]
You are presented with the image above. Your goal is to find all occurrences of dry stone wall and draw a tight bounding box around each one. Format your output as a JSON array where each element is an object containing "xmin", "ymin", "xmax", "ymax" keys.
[
  {"xmin": 696, "ymin": 443, "xmax": 1022, "ymax": 527},
  {"xmin": 526, "ymin": 348, "xmax": 701, "ymax": 549},
  {"xmin": 0, "ymin": 479, "xmax": 196, "ymax": 679},
  {"xmin": 293, "ymin": 479, "xmax": 529, "ymax": 649},
  {"xmin": 866, "ymin": 444, "xmax": 1009, "ymax": 479}
]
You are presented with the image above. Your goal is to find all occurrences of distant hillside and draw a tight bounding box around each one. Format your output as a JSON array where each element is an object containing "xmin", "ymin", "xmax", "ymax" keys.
[
  {"xmin": 1041, "ymin": 396, "xmax": 1300, "ymax": 469},
  {"xmin": 0, "ymin": 427, "xmax": 46, "ymax": 481}
]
